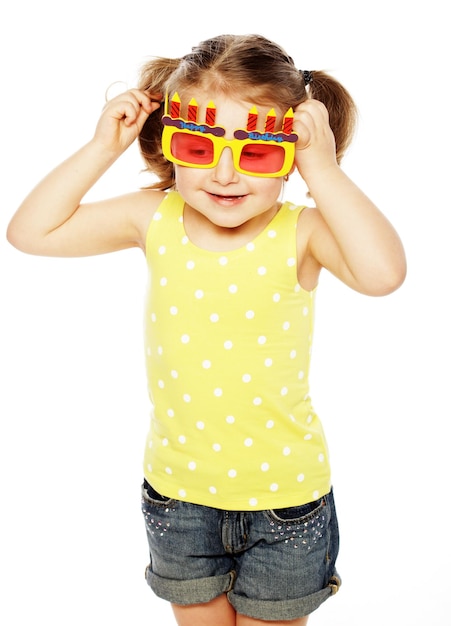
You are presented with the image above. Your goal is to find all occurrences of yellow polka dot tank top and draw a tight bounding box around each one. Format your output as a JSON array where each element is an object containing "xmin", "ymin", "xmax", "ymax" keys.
[{"xmin": 143, "ymin": 191, "xmax": 331, "ymax": 510}]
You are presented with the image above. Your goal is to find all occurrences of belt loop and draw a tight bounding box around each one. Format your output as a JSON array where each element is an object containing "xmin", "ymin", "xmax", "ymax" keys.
[
  {"xmin": 328, "ymin": 574, "xmax": 341, "ymax": 595},
  {"xmin": 226, "ymin": 569, "xmax": 237, "ymax": 592}
]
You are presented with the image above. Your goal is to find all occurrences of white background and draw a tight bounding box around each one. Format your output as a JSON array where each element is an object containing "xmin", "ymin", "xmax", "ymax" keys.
[{"xmin": 1, "ymin": 1, "xmax": 449, "ymax": 624}]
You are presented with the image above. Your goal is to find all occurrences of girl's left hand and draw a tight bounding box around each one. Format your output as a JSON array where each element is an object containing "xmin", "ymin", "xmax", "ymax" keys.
[{"xmin": 292, "ymin": 99, "xmax": 338, "ymax": 180}]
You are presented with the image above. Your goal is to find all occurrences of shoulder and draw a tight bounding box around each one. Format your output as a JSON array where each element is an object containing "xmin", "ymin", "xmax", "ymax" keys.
[
  {"xmin": 295, "ymin": 205, "xmax": 324, "ymax": 248},
  {"xmin": 296, "ymin": 205, "xmax": 334, "ymax": 249},
  {"xmin": 116, "ymin": 189, "xmax": 167, "ymax": 250}
]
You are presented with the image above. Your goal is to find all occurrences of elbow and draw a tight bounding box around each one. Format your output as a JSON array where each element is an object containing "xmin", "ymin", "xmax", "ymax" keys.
[
  {"xmin": 6, "ymin": 222, "xmax": 22, "ymax": 251},
  {"xmin": 6, "ymin": 220, "xmax": 36, "ymax": 255},
  {"xmin": 372, "ymin": 272, "xmax": 406, "ymax": 296},
  {"xmin": 7, "ymin": 223, "xmax": 24, "ymax": 252},
  {"xmin": 381, "ymin": 246, "xmax": 408, "ymax": 295},
  {"xmin": 365, "ymin": 257, "xmax": 407, "ymax": 297},
  {"xmin": 364, "ymin": 236, "xmax": 408, "ymax": 296}
]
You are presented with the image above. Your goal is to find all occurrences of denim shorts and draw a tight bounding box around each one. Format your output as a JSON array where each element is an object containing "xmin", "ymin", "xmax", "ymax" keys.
[{"xmin": 141, "ymin": 480, "xmax": 341, "ymax": 621}]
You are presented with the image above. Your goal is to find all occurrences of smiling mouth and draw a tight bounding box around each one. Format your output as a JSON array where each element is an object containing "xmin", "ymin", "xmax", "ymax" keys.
[{"xmin": 210, "ymin": 192, "xmax": 246, "ymax": 200}]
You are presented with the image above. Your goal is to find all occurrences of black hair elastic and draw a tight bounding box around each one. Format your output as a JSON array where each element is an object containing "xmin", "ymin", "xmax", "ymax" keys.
[{"xmin": 300, "ymin": 70, "xmax": 313, "ymax": 85}]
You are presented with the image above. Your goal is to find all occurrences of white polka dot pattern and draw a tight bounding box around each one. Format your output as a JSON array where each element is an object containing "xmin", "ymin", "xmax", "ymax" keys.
[{"xmin": 143, "ymin": 192, "xmax": 331, "ymax": 510}]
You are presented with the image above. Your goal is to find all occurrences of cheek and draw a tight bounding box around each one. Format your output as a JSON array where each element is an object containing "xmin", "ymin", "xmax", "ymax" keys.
[
  {"xmin": 254, "ymin": 178, "xmax": 284, "ymax": 198},
  {"xmin": 173, "ymin": 166, "xmax": 201, "ymax": 192}
]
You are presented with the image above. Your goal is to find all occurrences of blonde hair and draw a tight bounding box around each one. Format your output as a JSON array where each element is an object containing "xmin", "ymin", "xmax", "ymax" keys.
[{"xmin": 138, "ymin": 34, "xmax": 357, "ymax": 190}]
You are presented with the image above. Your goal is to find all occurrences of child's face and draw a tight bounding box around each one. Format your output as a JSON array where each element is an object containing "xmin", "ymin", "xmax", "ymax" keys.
[{"xmin": 172, "ymin": 92, "xmax": 288, "ymax": 231}]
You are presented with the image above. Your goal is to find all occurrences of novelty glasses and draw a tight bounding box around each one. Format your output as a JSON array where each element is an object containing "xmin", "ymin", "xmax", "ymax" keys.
[{"xmin": 161, "ymin": 94, "xmax": 298, "ymax": 178}]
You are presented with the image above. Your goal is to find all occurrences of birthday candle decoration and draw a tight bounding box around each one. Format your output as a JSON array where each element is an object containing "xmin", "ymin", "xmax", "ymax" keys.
[
  {"xmin": 205, "ymin": 100, "xmax": 216, "ymax": 126},
  {"xmin": 246, "ymin": 106, "xmax": 258, "ymax": 131},
  {"xmin": 170, "ymin": 92, "xmax": 181, "ymax": 118},
  {"xmin": 187, "ymin": 98, "xmax": 198, "ymax": 122},
  {"xmin": 282, "ymin": 107, "xmax": 294, "ymax": 134},
  {"xmin": 264, "ymin": 108, "xmax": 276, "ymax": 133}
]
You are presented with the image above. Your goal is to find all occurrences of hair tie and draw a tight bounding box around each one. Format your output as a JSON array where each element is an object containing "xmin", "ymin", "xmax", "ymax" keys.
[{"xmin": 300, "ymin": 70, "xmax": 313, "ymax": 86}]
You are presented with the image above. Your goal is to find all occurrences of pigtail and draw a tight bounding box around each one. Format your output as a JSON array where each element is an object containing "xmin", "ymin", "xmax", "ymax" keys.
[
  {"xmin": 308, "ymin": 70, "xmax": 357, "ymax": 164},
  {"xmin": 137, "ymin": 57, "xmax": 181, "ymax": 190}
]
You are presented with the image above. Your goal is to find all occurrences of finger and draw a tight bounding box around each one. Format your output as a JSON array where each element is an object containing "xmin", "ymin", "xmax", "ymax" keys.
[
  {"xmin": 295, "ymin": 99, "xmax": 329, "ymax": 126},
  {"xmin": 295, "ymin": 98, "xmax": 328, "ymax": 114},
  {"xmin": 106, "ymin": 91, "xmax": 155, "ymax": 127},
  {"xmin": 143, "ymin": 89, "xmax": 164, "ymax": 104},
  {"xmin": 294, "ymin": 100, "xmax": 332, "ymax": 147},
  {"xmin": 110, "ymin": 99, "xmax": 142, "ymax": 126},
  {"xmin": 104, "ymin": 89, "xmax": 151, "ymax": 114},
  {"xmin": 126, "ymin": 88, "xmax": 163, "ymax": 115},
  {"xmin": 126, "ymin": 95, "xmax": 162, "ymax": 129}
]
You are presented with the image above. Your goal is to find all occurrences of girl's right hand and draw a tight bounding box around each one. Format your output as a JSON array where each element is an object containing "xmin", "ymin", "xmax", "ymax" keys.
[{"xmin": 93, "ymin": 88, "xmax": 161, "ymax": 155}]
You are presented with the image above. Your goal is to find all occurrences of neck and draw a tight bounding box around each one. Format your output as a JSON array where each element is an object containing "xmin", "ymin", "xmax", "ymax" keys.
[{"xmin": 182, "ymin": 202, "xmax": 280, "ymax": 252}]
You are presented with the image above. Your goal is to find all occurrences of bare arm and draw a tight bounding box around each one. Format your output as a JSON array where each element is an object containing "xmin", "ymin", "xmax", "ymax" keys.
[
  {"xmin": 7, "ymin": 89, "xmax": 163, "ymax": 257},
  {"xmin": 294, "ymin": 100, "xmax": 407, "ymax": 296}
]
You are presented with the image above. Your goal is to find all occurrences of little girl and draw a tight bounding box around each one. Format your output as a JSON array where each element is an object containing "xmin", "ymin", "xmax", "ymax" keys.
[{"xmin": 7, "ymin": 34, "xmax": 406, "ymax": 626}]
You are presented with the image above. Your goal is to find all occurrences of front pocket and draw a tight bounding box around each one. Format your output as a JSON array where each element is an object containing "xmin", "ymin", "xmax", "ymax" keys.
[{"xmin": 268, "ymin": 495, "xmax": 326, "ymax": 524}]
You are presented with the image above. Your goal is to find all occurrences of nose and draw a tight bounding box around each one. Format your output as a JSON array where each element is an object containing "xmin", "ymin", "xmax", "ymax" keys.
[{"xmin": 212, "ymin": 147, "xmax": 239, "ymax": 184}]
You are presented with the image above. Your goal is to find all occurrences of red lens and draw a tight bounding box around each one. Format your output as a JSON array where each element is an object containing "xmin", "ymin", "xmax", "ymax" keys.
[
  {"xmin": 239, "ymin": 143, "xmax": 286, "ymax": 173},
  {"xmin": 171, "ymin": 133, "xmax": 214, "ymax": 165}
]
